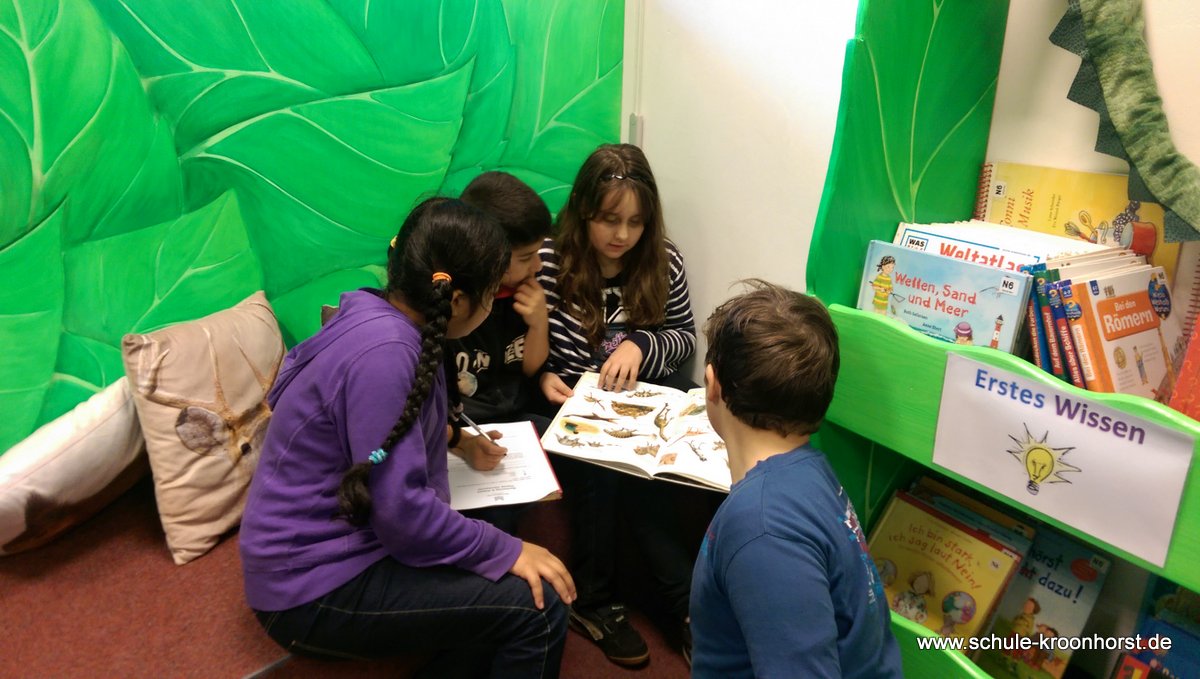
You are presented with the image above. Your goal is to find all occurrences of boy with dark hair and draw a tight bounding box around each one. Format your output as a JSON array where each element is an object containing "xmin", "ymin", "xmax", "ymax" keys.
[
  {"xmin": 690, "ymin": 280, "xmax": 903, "ymax": 678},
  {"xmin": 444, "ymin": 172, "xmax": 554, "ymax": 482}
]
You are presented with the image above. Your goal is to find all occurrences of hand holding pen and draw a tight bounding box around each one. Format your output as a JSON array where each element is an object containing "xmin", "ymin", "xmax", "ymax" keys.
[{"xmin": 457, "ymin": 413, "xmax": 507, "ymax": 472}]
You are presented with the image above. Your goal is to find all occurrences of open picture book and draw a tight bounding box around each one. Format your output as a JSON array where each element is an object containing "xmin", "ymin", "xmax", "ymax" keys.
[
  {"xmin": 447, "ymin": 421, "xmax": 562, "ymax": 511},
  {"xmin": 541, "ymin": 372, "xmax": 731, "ymax": 492}
]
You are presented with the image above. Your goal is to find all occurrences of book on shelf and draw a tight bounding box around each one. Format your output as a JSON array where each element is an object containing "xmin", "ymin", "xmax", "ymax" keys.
[
  {"xmin": 1175, "ymin": 241, "xmax": 1200, "ymax": 340},
  {"xmin": 1139, "ymin": 575, "xmax": 1200, "ymax": 640},
  {"xmin": 540, "ymin": 372, "xmax": 730, "ymax": 492},
  {"xmin": 894, "ymin": 220, "xmax": 1111, "ymax": 273},
  {"xmin": 1046, "ymin": 280, "xmax": 1088, "ymax": 389},
  {"xmin": 1168, "ymin": 325, "xmax": 1200, "ymax": 420},
  {"xmin": 1059, "ymin": 266, "xmax": 1186, "ymax": 402},
  {"xmin": 857, "ymin": 239, "xmax": 1032, "ymax": 353},
  {"xmin": 1027, "ymin": 252, "xmax": 1147, "ymax": 382},
  {"xmin": 866, "ymin": 490, "xmax": 1024, "ymax": 645},
  {"xmin": 975, "ymin": 528, "xmax": 1112, "ymax": 679},
  {"xmin": 447, "ymin": 420, "xmax": 562, "ymax": 511},
  {"xmin": 972, "ymin": 161, "xmax": 1181, "ymax": 286},
  {"xmin": 1125, "ymin": 617, "xmax": 1200, "ymax": 679},
  {"xmin": 1019, "ymin": 263, "xmax": 1053, "ymax": 374},
  {"xmin": 908, "ymin": 476, "xmax": 1036, "ymax": 549}
]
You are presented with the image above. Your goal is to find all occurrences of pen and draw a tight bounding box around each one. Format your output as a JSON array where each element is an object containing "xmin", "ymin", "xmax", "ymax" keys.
[{"xmin": 458, "ymin": 412, "xmax": 492, "ymax": 441}]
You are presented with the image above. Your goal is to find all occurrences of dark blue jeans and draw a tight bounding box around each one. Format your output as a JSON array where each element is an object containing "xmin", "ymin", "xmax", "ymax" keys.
[{"xmin": 254, "ymin": 557, "xmax": 567, "ymax": 679}]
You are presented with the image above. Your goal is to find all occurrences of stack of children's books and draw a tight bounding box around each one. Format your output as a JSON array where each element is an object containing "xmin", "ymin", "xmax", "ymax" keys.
[
  {"xmin": 859, "ymin": 214, "xmax": 1192, "ymax": 409},
  {"xmin": 866, "ymin": 477, "xmax": 1034, "ymax": 646},
  {"xmin": 867, "ymin": 477, "xmax": 1114, "ymax": 677},
  {"xmin": 969, "ymin": 161, "xmax": 1195, "ymax": 409},
  {"xmin": 859, "ymin": 220, "xmax": 1108, "ymax": 355}
]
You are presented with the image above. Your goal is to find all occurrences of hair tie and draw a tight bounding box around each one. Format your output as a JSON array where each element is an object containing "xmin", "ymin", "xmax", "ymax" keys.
[
  {"xmin": 368, "ymin": 448, "xmax": 389, "ymax": 465},
  {"xmin": 432, "ymin": 272, "xmax": 452, "ymax": 284}
]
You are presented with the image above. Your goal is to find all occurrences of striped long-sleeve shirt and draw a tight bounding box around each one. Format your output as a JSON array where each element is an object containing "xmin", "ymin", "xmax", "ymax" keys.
[{"xmin": 538, "ymin": 237, "xmax": 696, "ymax": 380}]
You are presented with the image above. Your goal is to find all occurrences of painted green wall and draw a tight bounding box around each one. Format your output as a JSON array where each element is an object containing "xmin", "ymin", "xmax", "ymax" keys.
[{"xmin": 0, "ymin": 0, "xmax": 623, "ymax": 452}]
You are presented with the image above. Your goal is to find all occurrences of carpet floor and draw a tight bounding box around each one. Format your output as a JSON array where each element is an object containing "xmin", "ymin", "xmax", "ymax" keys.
[{"xmin": 0, "ymin": 479, "xmax": 691, "ymax": 678}]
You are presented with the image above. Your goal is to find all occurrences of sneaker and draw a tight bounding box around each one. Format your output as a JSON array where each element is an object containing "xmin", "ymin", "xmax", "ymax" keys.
[
  {"xmin": 681, "ymin": 620, "xmax": 692, "ymax": 667},
  {"xmin": 568, "ymin": 603, "xmax": 650, "ymax": 666}
]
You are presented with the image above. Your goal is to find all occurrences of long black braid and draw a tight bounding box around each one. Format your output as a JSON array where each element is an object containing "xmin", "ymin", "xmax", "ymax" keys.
[{"xmin": 338, "ymin": 198, "xmax": 509, "ymax": 525}]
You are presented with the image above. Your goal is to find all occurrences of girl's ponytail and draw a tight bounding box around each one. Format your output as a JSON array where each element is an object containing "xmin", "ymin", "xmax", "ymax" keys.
[{"xmin": 337, "ymin": 276, "xmax": 453, "ymax": 525}]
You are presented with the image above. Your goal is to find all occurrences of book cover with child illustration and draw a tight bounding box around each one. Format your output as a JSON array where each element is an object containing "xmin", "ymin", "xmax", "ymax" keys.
[
  {"xmin": 867, "ymin": 491, "xmax": 1023, "ymax": 645},
  {"xmin": 857, "ymin": 240, "xmax": 1032, "ymax": 354},
  {"xmin": 975, "ymin": 528, "xmax": 1110, "ymax": 679}
]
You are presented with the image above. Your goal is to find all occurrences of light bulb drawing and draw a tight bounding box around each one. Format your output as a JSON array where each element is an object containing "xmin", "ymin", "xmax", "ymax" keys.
[{"xmin": 1007, "ymin": 425, "xmax": 1079, "ymax": 495}]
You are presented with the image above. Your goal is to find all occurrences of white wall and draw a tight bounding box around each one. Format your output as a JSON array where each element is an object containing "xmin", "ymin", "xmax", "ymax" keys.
[
  {"xmin": 622, "ymin": 0, "xmax": 858, "ymax": 380},
  {"xmin": 988, "ymin": 0, "xmax": 1200, "ymax": 170},
  {"xmin": 625, "ymin": 0, "xmax": 1198, "ymax": 385}
]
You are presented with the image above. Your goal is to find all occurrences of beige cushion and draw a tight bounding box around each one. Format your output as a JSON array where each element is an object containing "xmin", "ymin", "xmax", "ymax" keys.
[
  {"xmin": 0, "ymin": 378, "xmax": 148, "ymax": 555},
  {"xmin": 121, "ymin": 292, "xmax": 284, "ymax": 564}
]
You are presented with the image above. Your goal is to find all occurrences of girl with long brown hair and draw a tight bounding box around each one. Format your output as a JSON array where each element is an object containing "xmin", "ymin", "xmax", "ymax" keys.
[{"xmin": 537, "ymin": 144, "xmax": 702, "ymax": 667}]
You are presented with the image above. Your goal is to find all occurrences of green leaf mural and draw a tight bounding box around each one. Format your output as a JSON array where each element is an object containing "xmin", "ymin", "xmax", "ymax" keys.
[
  {"xmin": 181, "ymin": 67, "xmax": 473, "ymax": 296},
  {"xmin": 324, "ymin": 0, "xmax": 516, "ymax": 175},
  {"xmin": 36, "ymin": 332, "xmax": 124, "ymax": 424},
  {"xmin": 270, "ymin": 265, "xmax": 387, "ymax": 347},
  {"xmin": 62, "ymin": 191, "xmax": 262, "ymax": 345},
  {"xmin": 90, "ymin": 0, "xmax": 384, "ymax": 154},
  {"xmin": 0, "ymin": 206, "xmax": 63, "ymax": 452},
  {"xmin": 0, "ymin": 0, "xmax": 621, "ymax": 453},
  {"xmin": 807, "ymin": 0, "xmax": 1009, "ymax": 308},
  {"xmin": 0, "ymin": 0, "xmax": 183, "ymax": 248},
  {"xmin": 445, "ymin": 0, "xmax": 623, "ymax": 206},
  {"xmin": 803, "ymin": 0, "xmax": 1009, "ymax": 539}
]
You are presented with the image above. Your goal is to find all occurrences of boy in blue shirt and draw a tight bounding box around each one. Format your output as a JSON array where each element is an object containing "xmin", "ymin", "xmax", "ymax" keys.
[{"xmin": 690, "ymin": 280, "xmax": 903, "ymax": 678}]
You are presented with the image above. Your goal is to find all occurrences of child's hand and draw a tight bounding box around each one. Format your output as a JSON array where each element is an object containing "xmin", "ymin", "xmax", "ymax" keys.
[
  {"xmin": 512, "ymin": 278, "xmax": 548, "ymax": 329},
  {"xmin": 540, "ymin": 372, "xmax": 574, "ymax": 404},
  {"xmin": 599, "ymin": 340, "xmax": 643, "ymax": 391},
  {"xmin": 510, "ymin": 541, "xmax": 576, "ymax": 609},
  {"xmin": 455, "ymin": 430, "xmax": 507, "ymax": 471}
]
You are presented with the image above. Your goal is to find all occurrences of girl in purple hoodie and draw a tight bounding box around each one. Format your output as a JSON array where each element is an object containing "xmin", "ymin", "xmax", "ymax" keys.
[{"xmin": 240, "ymin": 198, "xmax": 575, "ymax": 679}]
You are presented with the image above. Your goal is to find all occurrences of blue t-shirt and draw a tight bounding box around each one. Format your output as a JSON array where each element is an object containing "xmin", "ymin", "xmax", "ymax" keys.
[{"xmin": 690, "ymin": 445, "xmax": 903, "ymax": 679}]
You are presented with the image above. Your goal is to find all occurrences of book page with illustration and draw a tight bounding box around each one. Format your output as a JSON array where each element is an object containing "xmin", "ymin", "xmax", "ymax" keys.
[{"xmin": 541, "ymin": 372, "xmax": 730, "ymax": 492}]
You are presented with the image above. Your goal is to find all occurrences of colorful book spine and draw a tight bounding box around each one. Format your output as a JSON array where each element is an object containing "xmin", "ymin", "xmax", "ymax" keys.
[
  {"xmin": 1034, "ymin": 269, "xmax": 1066, "ymax": 380},
  {"xmin": 1061, "ymin": 281, "xmax": 1103, "ymax": 391},
  {"xmin": 1046, "ymin": 281, "xmax": 1087, "ymax": 389},
  {"xmin": 1021, "ymin": 264, "xmax": 1051, "ymax": 373}
]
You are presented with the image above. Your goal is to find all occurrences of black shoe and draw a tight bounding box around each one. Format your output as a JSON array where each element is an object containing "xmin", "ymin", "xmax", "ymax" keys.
[
  {"xmin": 568, "ymin": 603, "xmax": 650, "ymax": 666},
  {"xmin": 682, "ymin": 620, "xmax": 692, "ymax": 667}
]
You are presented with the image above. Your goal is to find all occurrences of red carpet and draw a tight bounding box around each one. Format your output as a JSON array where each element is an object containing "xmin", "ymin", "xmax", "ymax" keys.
[{"xmin": 0, "ymin": 480, "xmax": 689, "ymax": 678}]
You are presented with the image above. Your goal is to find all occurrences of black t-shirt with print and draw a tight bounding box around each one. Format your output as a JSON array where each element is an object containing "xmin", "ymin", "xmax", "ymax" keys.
[{"xmin": 443, "ymin": 293, "xmax": 531, "ymax": 422}]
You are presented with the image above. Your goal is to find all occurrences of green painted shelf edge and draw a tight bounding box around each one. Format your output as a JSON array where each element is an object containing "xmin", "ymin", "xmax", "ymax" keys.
[
  {"xmin": 890, "ymin": 612, "xmax": 990, "ymax": 678},
  {"xmin": 827, "ymin": 303, "xmax": 1200, "ymax": 593}
]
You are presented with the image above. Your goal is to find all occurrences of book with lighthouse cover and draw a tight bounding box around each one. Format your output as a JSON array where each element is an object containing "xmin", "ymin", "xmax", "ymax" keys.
[{"xmin": 857, "ymin": 240, "xmax": 1033, "ymax": 354}]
